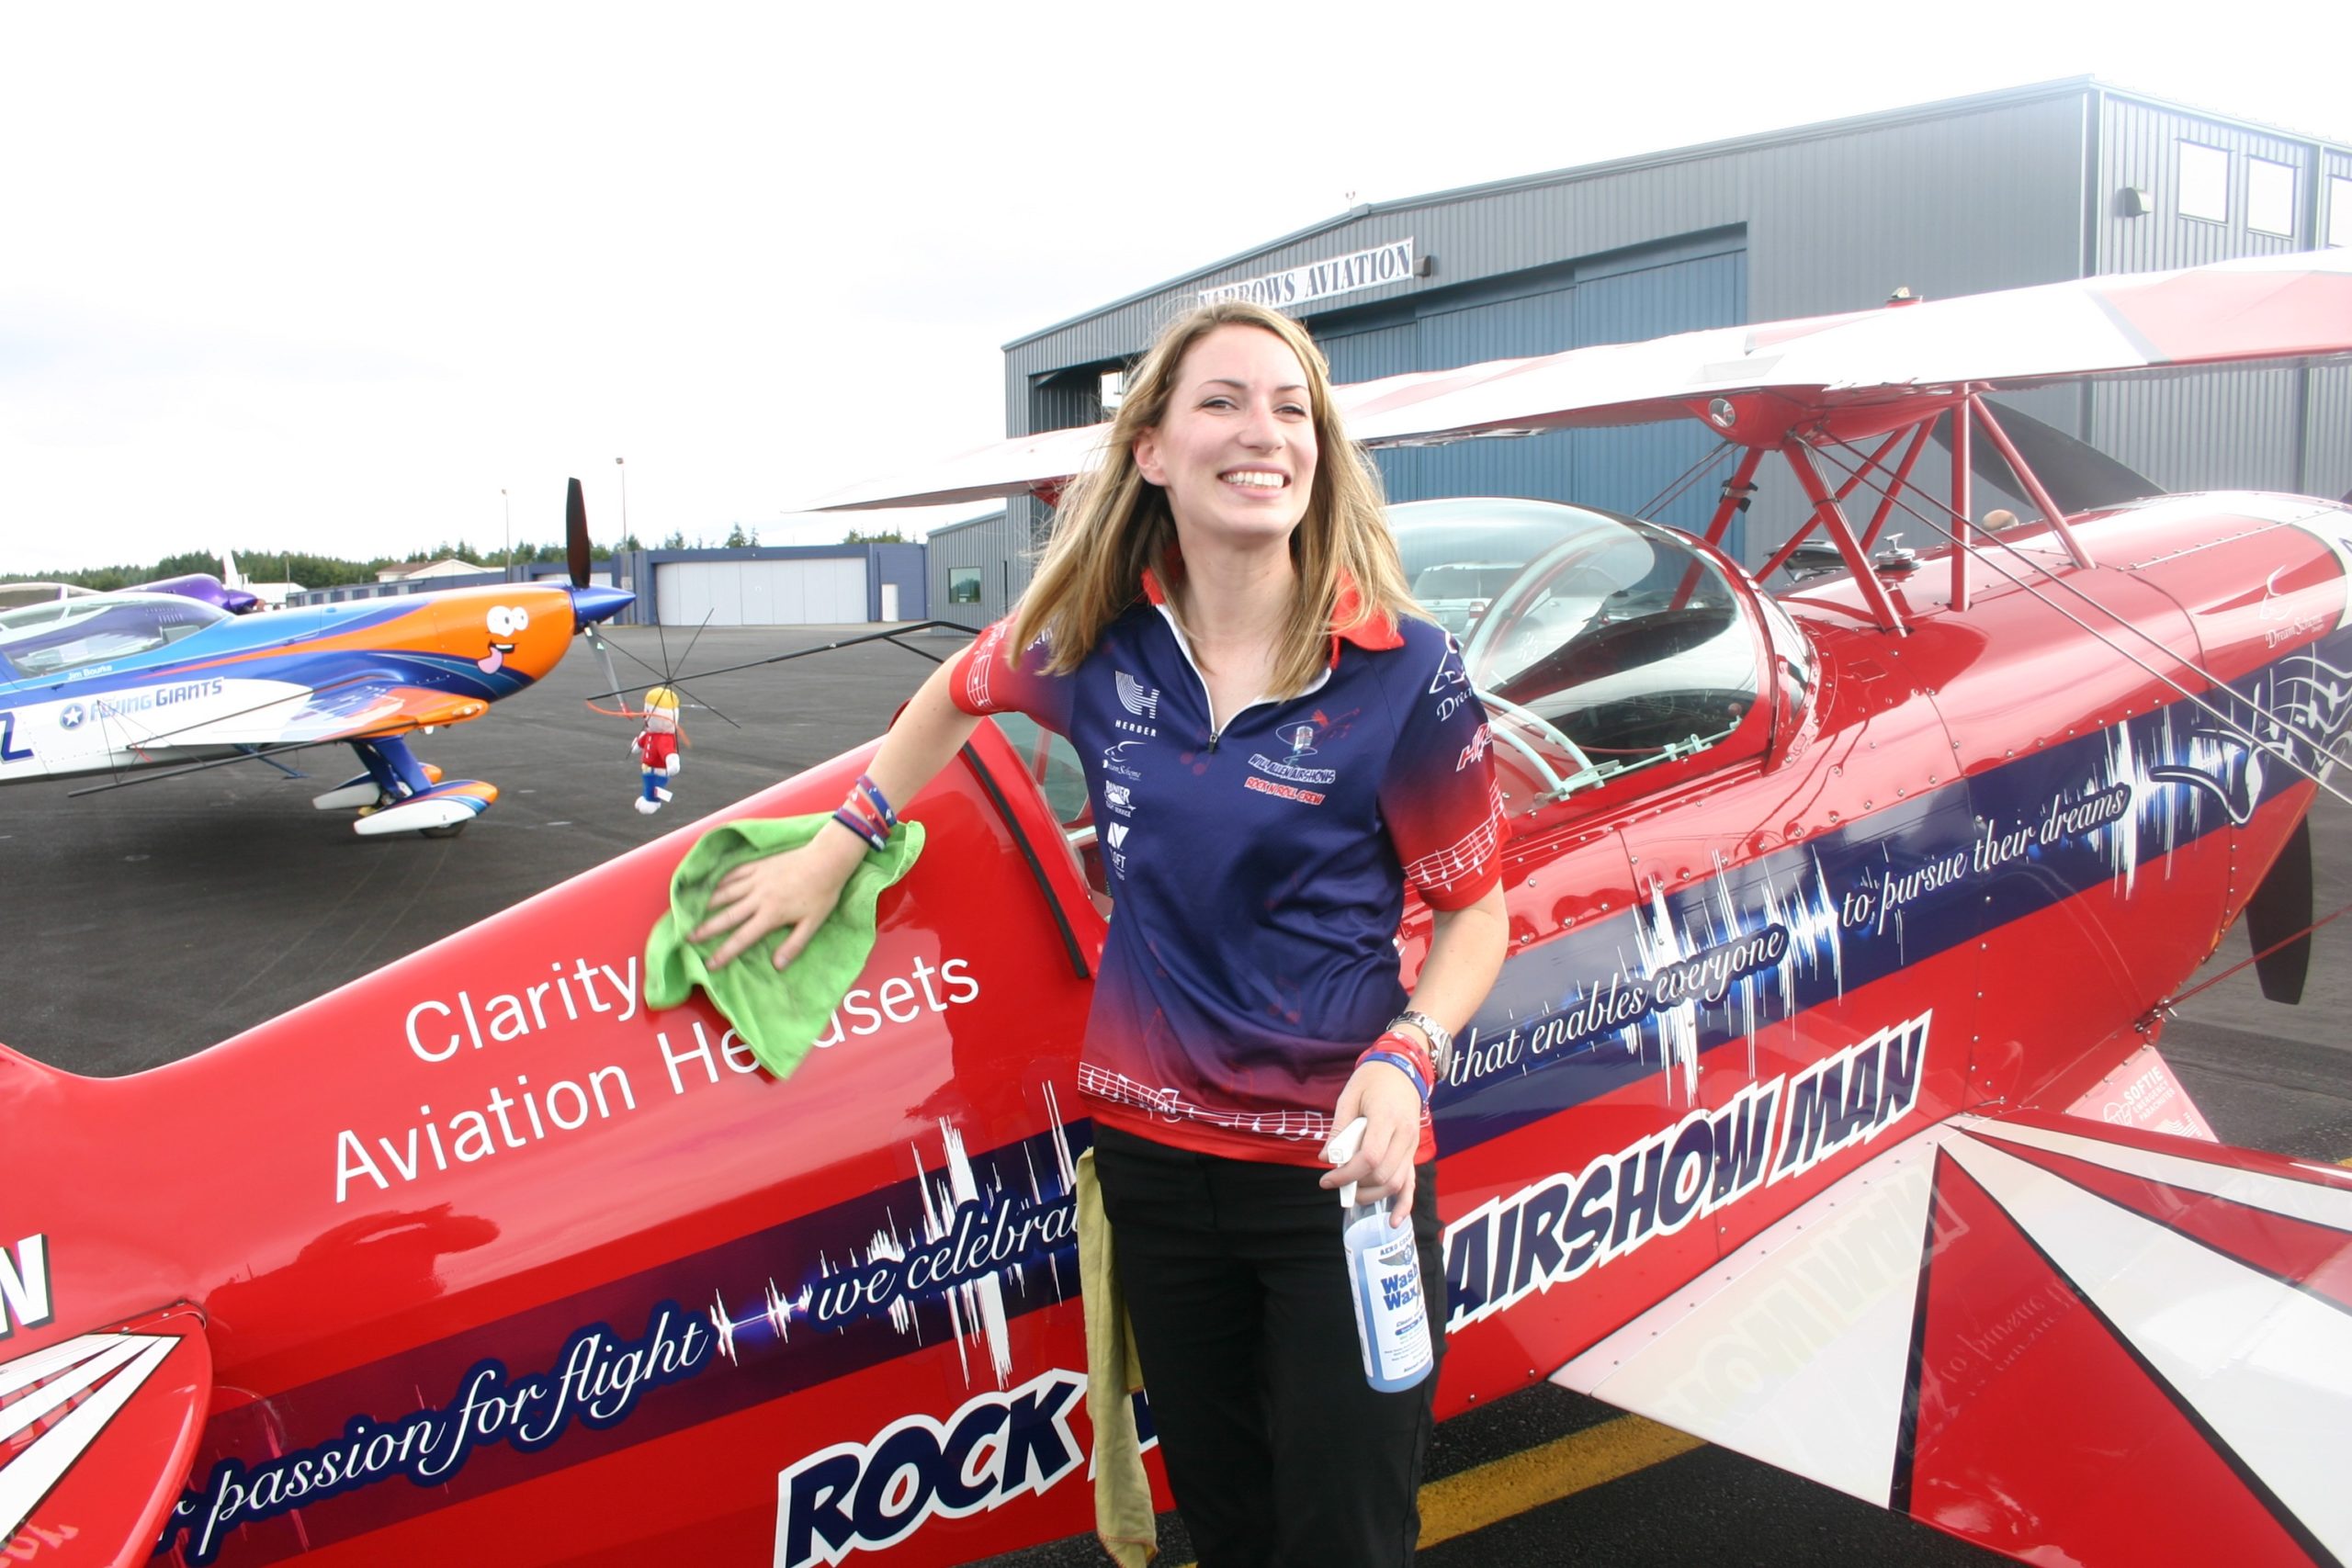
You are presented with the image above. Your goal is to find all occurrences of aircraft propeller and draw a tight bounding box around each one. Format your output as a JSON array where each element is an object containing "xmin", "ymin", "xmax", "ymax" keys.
[
  {"xmin": 2245, "ymin": 816, "xmax": 2314, "ymax": 1004},
  {"xmin": 561, "ymin": 475, "xmax": 632, "ymax": 712}
]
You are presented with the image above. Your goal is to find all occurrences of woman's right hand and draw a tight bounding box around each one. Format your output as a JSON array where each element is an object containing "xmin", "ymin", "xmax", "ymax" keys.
[{"xmin": 691, "ymin": 828, "xmax": 865, "ymax": 971}]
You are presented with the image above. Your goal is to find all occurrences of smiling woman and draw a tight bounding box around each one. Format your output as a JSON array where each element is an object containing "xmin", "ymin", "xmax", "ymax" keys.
[{"xmin": 695, "ymin": 299, "xmax": 1511, "ymax": 1566}]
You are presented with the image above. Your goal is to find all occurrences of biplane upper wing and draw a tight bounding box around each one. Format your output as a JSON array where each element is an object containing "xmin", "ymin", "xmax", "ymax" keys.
[
  {"xmin": 1553, "ymin": 1107, "xmax": 2352, "ymax": 1568},
  {"xmin": 808, "ymin": 250, "xmax": 2352, "ymax": 511}
]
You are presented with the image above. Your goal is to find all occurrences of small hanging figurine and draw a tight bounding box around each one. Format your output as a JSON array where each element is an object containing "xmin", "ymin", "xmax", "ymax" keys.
[{"xmin": 632, "ymin": 685, "xmax": 684, "ymax": 814}]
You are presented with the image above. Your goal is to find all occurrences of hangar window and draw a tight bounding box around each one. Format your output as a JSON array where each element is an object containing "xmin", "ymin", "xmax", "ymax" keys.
[
  {"xmin": 2328, "ymin": 177, "xmax": 2352, "ymax": 248},
  {"xmin": 949, "ymin": 568, "xmax": 983, "ymax": 605},
  {"xmin": 2178, "ymin": 142, "xmax": 2229, "ymax": 223},
  {"xmin": 2246, "ymin": 158, "xmax": 2296, "ymax": 237}
]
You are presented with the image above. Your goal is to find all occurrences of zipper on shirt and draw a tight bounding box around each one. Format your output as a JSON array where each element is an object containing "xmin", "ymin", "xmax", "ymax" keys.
[{"xmin": 1153, "ymin": 604, "xmax": 1330, "ymax": 755}]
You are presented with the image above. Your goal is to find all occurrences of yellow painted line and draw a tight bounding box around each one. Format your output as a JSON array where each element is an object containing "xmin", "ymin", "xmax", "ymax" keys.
[
  {"xmin": 1162, "ymin": 1413, "xmax": 1703, "ymax": 1567},
  {"xmin": 1416, "ymin": 1413, "xmax": 1705, "ymax": 1549}
]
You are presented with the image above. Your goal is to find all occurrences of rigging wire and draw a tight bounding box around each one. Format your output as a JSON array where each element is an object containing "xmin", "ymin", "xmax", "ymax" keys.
[
  {"xmin": 1637, "ymin": 437, "xmax": 1739, "ymax": 520},
  {"xmin": 1805, "ymin": 438, "xmax": 2352, "ymax": 815}
]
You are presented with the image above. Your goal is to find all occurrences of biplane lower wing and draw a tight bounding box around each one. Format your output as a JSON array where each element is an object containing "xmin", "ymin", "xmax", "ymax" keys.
[
  {"xmin": 0, "ymin": 1305, "xmax": 211, "ymax": 1568},
  {"xmin": 1555, "ymin": 1105, "xmax": 2352, "ymax": 1567}
]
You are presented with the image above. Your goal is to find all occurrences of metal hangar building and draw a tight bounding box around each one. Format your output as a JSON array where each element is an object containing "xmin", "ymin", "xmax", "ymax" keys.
[{"xmin": 974, "ymin": 77, "xmax": 2350, "ymax": 617}]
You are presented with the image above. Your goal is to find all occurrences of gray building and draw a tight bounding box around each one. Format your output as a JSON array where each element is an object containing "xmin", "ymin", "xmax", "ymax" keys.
[
  {"xmin": 925, "ymin": 510, "xmax": 1022, "ymax": 630},
  {"xmin": 998, "ymin": 79, "xmax": 2351, "ymax": 570}
]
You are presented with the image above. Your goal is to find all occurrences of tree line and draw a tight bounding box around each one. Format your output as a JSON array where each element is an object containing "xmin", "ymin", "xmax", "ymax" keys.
[
  {"xmin": 6, "ymin": 525, "xmax": 908, "ymax": 592},
  {"xmin": 3, "ymin": 537, "xmax": 650, "ymax": 592}
]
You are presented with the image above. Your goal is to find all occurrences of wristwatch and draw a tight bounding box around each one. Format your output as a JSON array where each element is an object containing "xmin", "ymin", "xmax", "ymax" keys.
[{"xmin": 1389, "ymin": 1010, "xmax": 1453, "ymax": 1078}]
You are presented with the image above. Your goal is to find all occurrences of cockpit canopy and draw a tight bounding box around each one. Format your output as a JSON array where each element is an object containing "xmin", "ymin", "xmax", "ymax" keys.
[
  {"xmin": 1393, "ymin": 498, "xmax": 1804, "ymax": 805},
  {"xmin": 0, "ymin": 592, "xmax": 232, "ymax": 681}
]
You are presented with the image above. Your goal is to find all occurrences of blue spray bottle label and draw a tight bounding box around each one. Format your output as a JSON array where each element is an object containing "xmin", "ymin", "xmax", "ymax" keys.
[{"xmin": 1326, "ymin": 1117, "xmax": 1434, "ymax": 1393}]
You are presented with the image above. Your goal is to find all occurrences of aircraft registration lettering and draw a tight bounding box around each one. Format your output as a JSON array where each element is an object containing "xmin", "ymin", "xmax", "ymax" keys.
[
  {"xmin": 774, "ymin": 1368, "xmax": 1088, "ymax": 1568},
  {"xmin": 0, "ymin": 711, "xmax": 30, "ymax": 763},
  {"xmin": 164, "ymin": 1303, "xmax": 710, "ymax": 1565},
  {"xmin": 1443, "ymin": 1010, "xmax": 1929, "ymax": 1331}
]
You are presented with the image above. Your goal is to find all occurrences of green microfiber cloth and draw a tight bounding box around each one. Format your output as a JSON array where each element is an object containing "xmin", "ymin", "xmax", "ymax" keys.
[{"xmin": 644, "ymin": 813, "xmax": 926, "ymax": 1077}]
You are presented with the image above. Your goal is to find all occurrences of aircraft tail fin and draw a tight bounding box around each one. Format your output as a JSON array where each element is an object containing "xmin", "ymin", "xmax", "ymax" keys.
[{"xmin": 1555, "ymin": 1108, "xmax": 2352, "ymax": 1568}]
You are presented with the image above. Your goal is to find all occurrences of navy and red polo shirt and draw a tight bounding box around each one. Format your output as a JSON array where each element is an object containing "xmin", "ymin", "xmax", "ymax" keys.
[{"xmin": 950, "ymin": 571, "xmax": 1506, "ymax": 1166}]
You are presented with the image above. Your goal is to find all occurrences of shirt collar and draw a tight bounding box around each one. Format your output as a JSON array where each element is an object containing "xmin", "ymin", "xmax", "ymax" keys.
[{"xmin": 1139, "ymin": 556, "xmax": 1403, "ymax": 669}]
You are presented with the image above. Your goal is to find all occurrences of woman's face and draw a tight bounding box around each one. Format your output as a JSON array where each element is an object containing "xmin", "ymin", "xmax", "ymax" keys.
[{"xmin": 1132, "ymin": 324, "xmax": 1319, "ymax": 554}]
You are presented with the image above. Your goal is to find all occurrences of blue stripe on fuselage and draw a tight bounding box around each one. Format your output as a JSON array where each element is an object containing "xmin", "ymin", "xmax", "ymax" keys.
[{"xmin": 1432, "ymin": 628, "xmax": 2352, "ymax": 1155}]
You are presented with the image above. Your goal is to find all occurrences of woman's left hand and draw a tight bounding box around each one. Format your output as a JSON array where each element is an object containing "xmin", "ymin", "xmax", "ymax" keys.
[{"xmin": 1320, "ymin": 1059, "xmax": 1424, "ymax": 1224}]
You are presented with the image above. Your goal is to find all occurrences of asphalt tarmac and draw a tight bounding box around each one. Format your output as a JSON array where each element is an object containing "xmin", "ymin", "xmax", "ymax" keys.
[{"xmin": 5, "ymin": 622, "xmax": 2346, "ymax": 1567}]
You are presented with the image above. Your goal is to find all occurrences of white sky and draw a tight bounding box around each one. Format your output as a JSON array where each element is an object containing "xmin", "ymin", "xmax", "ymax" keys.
[{"xmin": 5, "ymin": 2, "xmax": 2347, "ymax": 575}]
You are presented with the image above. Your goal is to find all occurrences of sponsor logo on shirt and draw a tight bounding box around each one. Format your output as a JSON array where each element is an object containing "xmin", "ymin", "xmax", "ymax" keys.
[
  {"xmin": 1248, "ymin": 752, "xmax": 1336, "ymax": 786},
  {"xmin": 1102, "ymin": 739, "xmax": 1148, "ymax": 782},
  {"xmin": 1116, "ymin": 671, "xmax": 1159, "ymax": 719},
  {"xmin": 1103, "ymin": 782, "xmax": 1135, "ymax": 816},
  {"xmin": 1283, "ymin": 723, "xmax": 1318, "ymax": 760},
  {"xmin": 1104, "ymin": 820, "xmax": 1132, "ymax": 877},
  {"xmin": 1113, "ymin": 718, "xmax": 1155, "ymax": 738},
  {"xmin": 1456, "ymin": 723, "xmax": 1492, "ymax": 772},
  {"xmin": 1245, "ymin": 776, "xmax": 1326, "ymax": 807}
]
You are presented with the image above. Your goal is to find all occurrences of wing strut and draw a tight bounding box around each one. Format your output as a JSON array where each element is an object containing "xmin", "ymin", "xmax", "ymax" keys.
[
  {"xmin": 1780, "ymin": 439, "xmax": 1909, "ymax": 634},
  {"xmin": 1968, "ymin": 393, "xmax": 2095, "ymax": 569},
  {"xmin": 1701, "ymin": 446, "xmax": 1766, "ymax": 548}
]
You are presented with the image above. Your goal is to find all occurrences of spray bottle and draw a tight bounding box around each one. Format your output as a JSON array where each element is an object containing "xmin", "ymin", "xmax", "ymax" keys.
[{"xmin": 1325, "ymin": 1116, "xmax": 1434, "ymax": 1393}]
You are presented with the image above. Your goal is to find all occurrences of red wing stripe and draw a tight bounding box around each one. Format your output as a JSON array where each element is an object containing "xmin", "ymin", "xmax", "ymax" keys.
[
  {"xmin": 1973, "ymin": 1131, "xmax": 2352, "ymax": 1315},
  {"xmin": 1944, "ymin": 1133, "xmax": 2352, "ymax": 1565},
  {"xmin": 0, "ymin": 1334, "xmax": 175, "ymax": 1540},
  {"xmin": 1955, "ymin": 1113, "xmax": 2352, "ymax": 1232}
]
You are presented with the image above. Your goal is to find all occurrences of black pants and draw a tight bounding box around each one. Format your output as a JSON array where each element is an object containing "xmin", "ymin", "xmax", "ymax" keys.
[{"xmin": 1092, "ymin": 1124, "xmax": 1445, "ymax": 1568}]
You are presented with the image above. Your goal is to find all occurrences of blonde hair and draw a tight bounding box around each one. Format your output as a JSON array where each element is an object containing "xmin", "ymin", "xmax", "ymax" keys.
[{"xmin": 1010, "ymin": 301, "xmax": 1416, "ymax": 699}]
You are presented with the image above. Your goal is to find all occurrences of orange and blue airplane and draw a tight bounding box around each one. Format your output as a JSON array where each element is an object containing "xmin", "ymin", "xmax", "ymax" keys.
[{"xmin": 0, "ymin": 481, "xmax": 630, "ymax": 836}]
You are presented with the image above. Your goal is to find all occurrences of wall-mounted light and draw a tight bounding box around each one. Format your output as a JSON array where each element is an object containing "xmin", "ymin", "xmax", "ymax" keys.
[
  {"xmin": 2116, "ymin": 186, "xmax": 2152, "ymax": 218},
  {"xmin": 1415, "ymin": 254, "xmax": 1436, "ymax": 278}
]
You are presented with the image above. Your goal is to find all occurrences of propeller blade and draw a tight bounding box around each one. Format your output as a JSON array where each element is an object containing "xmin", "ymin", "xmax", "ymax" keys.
[
  {"xmin": 2245, "ymin": 816, "xmax": 2313, "ymax": 1005},
  {"xmin": 1934, "ymin": 399, "xmax": 2166, "ymax": 516},
  {"xmin": 566, "ymin": 478, "xmax": 591, "ymax": 588}
]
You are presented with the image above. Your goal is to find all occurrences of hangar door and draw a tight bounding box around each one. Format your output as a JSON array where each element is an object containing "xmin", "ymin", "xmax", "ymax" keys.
[
  {"xmin": 656, "ymin": 558, "xmax": 868, "ymax": 626},
  {"xmin": 1320, "ymin": 236, "xmax": 1747, "ymax": 544}
]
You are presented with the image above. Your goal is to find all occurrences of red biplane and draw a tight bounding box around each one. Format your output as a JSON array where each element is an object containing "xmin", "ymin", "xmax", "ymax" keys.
[{"xmin": 6, "ymin": 253, "xmax": 2351, "ymax": 1568}]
